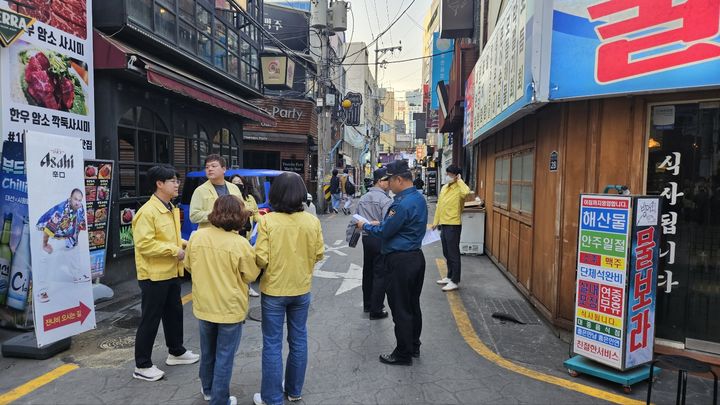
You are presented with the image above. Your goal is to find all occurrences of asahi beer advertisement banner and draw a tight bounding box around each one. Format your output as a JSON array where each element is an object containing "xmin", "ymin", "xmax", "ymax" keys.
[
  {"xmin": 26, "ymin": 132, "xmax": 94, "ymax": 347},
  {"xmin": 574, "ymin": 194, "xmax": 631, "ymax": 369},
  {"xmin": 0, "ymin": 0, "xmax": 95, "ymax": 159},
  {"xmin": 84, "ymin": 160, "xmax": 112, "ymax": 279}
]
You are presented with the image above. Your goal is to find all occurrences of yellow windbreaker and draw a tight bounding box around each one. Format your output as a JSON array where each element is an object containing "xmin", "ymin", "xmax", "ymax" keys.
[
  {"xmin": 433, "ymin": 179, "xmax": 471, "ymax": 226},
  {"xmin": 243, "ymin": 194, "xmax": 261, "ymax": 227},
  {"xmin": 132, "ymin": 195, "xmax": 185, "ymax": 281},
  {"xmin": 255, "ymin": 212, "xmax": 324, "ymax": 297},
  {"xmin": 189, "ymin": 180, "xmax": 241, "ymax": 229},
  {"xmin": 185, "ymin": 226, "xmax": 260, "ymax": 324}
]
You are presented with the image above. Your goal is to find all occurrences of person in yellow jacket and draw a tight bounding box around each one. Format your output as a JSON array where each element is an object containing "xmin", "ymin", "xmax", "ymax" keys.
[
  {"xmin": 189, "ymin": 154, "xmax": 241, "ymax": 229},
  {"xmin": 132, "ymin": 165, "xmax": 199, "ymax": 382},
  {"xmin": 433, "ymin": 165, "xmax": 471, "ymax": 292},
  {"xmin": 252, "ymin": 172, "xmax": 324, "ymax": 405},
  {"xmin": 185, "ymin": 195, "xmax": 261, "ymax": 405},
  {"xmin": 230, "ymin": 174, "xmax": 261, "ymax": 298}
]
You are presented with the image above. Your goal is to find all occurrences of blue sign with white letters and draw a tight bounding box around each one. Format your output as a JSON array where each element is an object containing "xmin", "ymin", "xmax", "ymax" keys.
[{"xmin": 430, "ymin": 32, "xmax": 453, "ymax": 110}]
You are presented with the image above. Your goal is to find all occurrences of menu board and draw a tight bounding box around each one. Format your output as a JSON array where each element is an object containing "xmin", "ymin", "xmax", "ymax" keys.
[
  {"xmin": 84, "ymin": 160, "xmax": 112, "ymax": 278},
  {"xmin": 574, "ymin": 195, "xmax": 631, "ymax": 369}
]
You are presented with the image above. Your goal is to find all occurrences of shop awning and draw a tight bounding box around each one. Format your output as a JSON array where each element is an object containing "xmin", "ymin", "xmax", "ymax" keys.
[{"xmin": 93, "ymin": 31, "xmax": 275, "ymax": 126}]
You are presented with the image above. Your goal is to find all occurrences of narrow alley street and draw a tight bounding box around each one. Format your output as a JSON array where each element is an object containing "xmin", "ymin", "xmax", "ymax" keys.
[{"xmin": 0, "ymin": 209, "xmax": 714, "ymax": 404}]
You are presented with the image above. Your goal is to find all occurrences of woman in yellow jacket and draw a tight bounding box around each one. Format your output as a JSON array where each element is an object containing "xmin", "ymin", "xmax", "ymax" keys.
[
  {"xmin": 185, "ymin": 195, "xmax": 260, "ymax": 405},
  {"xmin": 230, "ymin": 175, "xmax": 261, "ymax": 298},
  {"xmin": 252, "ymin": 172, "xmax": 324, "ymax": 405}
]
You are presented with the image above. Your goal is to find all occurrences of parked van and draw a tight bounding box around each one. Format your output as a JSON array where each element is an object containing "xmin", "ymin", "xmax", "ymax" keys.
[{"xmin": 179, "ymin": 168, "xmax": 284, "ymax": 240}]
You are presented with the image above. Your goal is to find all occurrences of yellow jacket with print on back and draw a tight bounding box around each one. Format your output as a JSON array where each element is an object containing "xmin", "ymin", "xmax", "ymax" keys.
[
  {"xmin": 433, "ymin": 178, "xmax": 471, "ymax": 226},
  {"xmin": 185, "ymin": 226, "xmax": 261, "ymax": 324},
  {"xmin": 132, "ymin": 195, "xmax": 186, "ymax": 281},
  {"xmin": 255, "ymin": 211, "xmax": 324, "ymax": 297},
  {"xmin": 189, "ymin": 180, "xmax": 242, "ymax": 229}
]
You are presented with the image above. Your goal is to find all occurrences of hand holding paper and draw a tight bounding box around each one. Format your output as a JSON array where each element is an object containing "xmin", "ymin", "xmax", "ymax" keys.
[{"xmin": 422, "ymin": 229, "xmax": 441, "ymax": 246}]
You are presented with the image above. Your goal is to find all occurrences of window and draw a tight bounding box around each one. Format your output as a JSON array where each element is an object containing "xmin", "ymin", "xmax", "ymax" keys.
[
  {"xmin": 154, "ymin": 3, "xmax": 176, "ymax": 41},
  {"xmin": 494, "ymin": 149, "xmax": 534, "ymax": 214},
  {"xmin": 128, "ymin": 0, "xmax": 152, "ymax": 28}
]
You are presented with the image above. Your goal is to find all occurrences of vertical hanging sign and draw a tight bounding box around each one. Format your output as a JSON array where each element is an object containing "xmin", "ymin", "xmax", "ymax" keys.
[
  {"xmin": 574, "ymin": 194, "xmax": 631, "ymax": 369},
  {"xmin": 26, "ymin": 131, "xmax": 95, "ymax": 347}
]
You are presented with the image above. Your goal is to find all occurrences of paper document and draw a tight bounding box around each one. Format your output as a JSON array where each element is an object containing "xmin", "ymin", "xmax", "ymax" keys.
[
  {"xmin": 422, "ymin": 229, "xmax": 441, "ymax": 246},
  {"xmin": 352, "ymin": 214, "xmax": 370, "ymax": 223}
]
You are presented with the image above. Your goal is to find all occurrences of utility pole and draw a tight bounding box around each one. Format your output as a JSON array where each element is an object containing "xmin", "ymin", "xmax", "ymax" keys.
[{"xmin": 373, "ymin": 41, "xmax": 402, "ymax": 168}]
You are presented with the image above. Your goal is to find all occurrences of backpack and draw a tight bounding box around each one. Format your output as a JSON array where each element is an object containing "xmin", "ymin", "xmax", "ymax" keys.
[{"xmin": 345, "ymin": 179, "xmax": 356, "ymax": 196}]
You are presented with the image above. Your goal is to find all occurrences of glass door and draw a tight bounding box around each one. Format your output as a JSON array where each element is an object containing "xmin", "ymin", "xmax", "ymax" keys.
[{"xmin": 646, "ymin": 100, "xmax": 720, "ymax": 353}]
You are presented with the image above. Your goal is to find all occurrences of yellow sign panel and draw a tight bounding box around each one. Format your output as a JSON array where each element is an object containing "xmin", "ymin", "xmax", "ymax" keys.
[{"xmin": 576, "ymin": 307, "xmax": 623, "ymax": 329}]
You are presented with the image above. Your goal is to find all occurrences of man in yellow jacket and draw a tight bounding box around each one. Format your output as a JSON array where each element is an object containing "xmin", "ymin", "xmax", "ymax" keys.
[
  {"xmin": 132, "ymin": 165, "xmax": 199, "ymax": 382},
  {"xmin": 433, "ymin": 165, "xmax": 471, "ymax": 291},
  {"xmin": 190, "ymin": 154, "xmax": 241, "ymax": 229}
]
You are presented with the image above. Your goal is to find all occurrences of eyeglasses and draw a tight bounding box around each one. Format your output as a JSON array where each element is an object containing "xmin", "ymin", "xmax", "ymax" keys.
[{"xmin": 164, "ymin": 179, "xmax": 181, "ymax": 184}]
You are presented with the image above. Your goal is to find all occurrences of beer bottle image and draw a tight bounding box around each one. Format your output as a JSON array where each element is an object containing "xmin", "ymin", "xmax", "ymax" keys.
[
  {"xmin": 0, "ymin": 213, "xmax": 13, "ymax": 305},
  {"xmin": 7, "ymin": 219, "xmax": 31, "ymax": 311}
]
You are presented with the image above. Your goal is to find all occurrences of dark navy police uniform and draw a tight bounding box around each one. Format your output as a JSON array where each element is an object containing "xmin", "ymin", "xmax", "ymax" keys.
[{"xmin": 364, "ymin": 165, "xmax": 428, "ymax": 363}]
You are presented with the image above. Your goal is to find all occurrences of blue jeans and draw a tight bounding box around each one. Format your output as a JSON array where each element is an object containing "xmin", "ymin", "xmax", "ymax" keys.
[
  {"xmin": 261, "ymin": 293, "xmax": 311, "ymax": 405},
  {"xmin": 198, "ymin": 320, "xmax": 243, "ymax": 405},
  {"xmin": 331, "ymin": 193, "xmax": 341, "ymax": 210}
]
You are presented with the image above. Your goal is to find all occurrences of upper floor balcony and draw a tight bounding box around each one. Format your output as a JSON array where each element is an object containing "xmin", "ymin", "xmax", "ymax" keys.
[{"xmin": 95, "ymin": 0, "xmax": 264, "ymax": 96}]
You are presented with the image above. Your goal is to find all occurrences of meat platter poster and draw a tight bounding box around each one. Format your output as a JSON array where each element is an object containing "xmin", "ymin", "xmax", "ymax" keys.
[
  {"xmin": 0, "ymin": 0, "xmax": 94, "ymax": 159},
  {"xmin": 84, "ymin": 160, "xmax": 112, "ymax": 279}
]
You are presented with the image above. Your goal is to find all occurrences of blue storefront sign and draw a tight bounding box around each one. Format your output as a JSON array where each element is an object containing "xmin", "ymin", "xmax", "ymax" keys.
[
  {"xmin": 430, "ymin": 32, "xmax": 454, "ymax": 110},
  {"xmin": 550, "ymin": 1, "xmax": 720, "ymax": 100}
]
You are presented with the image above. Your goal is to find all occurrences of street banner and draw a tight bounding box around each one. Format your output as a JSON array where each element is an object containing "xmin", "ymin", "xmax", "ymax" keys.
[
  {"xmin": 84, "ymin": 160, "xmax": 113, "ymax": 279},
  {"xmin": 0, "ymin": 0, "xmax": 95, "ymax": 159},
  {"xmin": 574, "ymin": 194, "xmax": 661, "ymax": 370},
  {"xmin": 430, "ymin": 32, "xmax": 453, "ymax": 110},
  {"xmin": 25, "ymin": 131, "xmax": 95, "ymax": 347}
]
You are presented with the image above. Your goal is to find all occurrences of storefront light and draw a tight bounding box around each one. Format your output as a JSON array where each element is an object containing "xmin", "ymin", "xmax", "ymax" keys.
[{"xmin": 648, "ymin": 137, "xmax": 661, "ymax": 149}]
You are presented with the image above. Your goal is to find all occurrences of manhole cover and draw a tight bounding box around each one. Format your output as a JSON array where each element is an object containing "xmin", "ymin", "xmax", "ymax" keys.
[
  {"xmin": 248, "ymin": 306, "xmax": 262, "ymax": 322},
  {"xmin": 99, "ymin": 335, "xmax": 135, "ymax": 350},
  {"xmin": 113, "ymin": 311, "xmax": 142, "ymax": 329},
  {"xmin": 480, "ymin": 298, "xmax": 541, "ymax": 325}
]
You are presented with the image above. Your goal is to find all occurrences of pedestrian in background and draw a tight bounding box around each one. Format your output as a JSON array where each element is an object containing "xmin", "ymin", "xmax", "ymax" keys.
[
  {"xmin": 357, "ymin": 160, "xmax": 427, "ymax": 366},
  {"xmin": 433, "ymin": 165, "xmax": 471, "ymax": 292},
  {"xmin": 132, "ymin": 165, "xmax": 199, "ymax": 382},
  {"xmin": 341, "ymin": 167, "xmax": 355, "ymax": 215},
  {"xmin": 252, "ymin": 172, "xmax": 325, "ymax": 405},
  {"xmin": 230, "ymin": 175, "xmax": 261, "ymax": 298},
  {"xmin": 413, "ymin": 173, "xmax": 425, "ymax": 192},
  {"xmin": 329, "ymin": 169, "xmax": 341, "ymax": 214},
  {"xmin": 185, "ymin": 195, "xmax": 260, "ymax": 405},
  {"xmin": 190, "ymin": 154, "xmax": 241, "ymax": 229},
  {"xmin": 346, "ymin": 167, "xmax": 392, "ymax": 319}
]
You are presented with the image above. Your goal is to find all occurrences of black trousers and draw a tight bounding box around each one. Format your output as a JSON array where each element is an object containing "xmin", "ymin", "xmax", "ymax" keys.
[
  {"xmin": 440, "ymin": 225, "xmax": 462, "ymax": 283},
  {"xmin": 361, "ymin": 236, "xmax": 386, "ymax": 314},
  {"xmin": 135, "ymin": 278, "xmax": 187, "ymax": 368},
  {"xmin": 385, "ymin": 250, "xmax": 425, "ymax": 361}
]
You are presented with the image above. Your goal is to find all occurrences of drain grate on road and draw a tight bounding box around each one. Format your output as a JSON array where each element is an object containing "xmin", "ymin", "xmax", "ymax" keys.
[
  {"xmin": 479, "ymin": 298, "xmax": 541, "ymax": 325},
  {"xmin": 99, "ymin": 335, "xmax": 135, "ymax": 350}
]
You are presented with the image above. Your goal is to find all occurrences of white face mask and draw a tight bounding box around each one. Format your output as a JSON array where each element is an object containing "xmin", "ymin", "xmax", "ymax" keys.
[{"xmin": 445, "ymin": 175, "xmax": 455, "ymax": 184}]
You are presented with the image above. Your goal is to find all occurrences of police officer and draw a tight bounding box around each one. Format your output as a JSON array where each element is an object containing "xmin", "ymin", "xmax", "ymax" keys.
[
  {"xmin": 346, "ymin": 167, "xmax": 392, "ymax": 319},
  {"xmin": 357, "ymin": 160, "xmax": 428, "ymax": 366}
]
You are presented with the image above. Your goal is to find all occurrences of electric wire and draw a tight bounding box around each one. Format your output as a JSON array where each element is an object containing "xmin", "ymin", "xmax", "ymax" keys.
[
  {"xmin": 344, "ymin": 0, "xmax": 416, "ymax": 60},
  {"xmin": 341, "ymin": 50, "xmax": 452, "ymax": 66}
]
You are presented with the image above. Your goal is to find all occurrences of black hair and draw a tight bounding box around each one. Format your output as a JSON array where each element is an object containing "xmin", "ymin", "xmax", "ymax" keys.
[
  {"xmin": 205, "ymin": 154, "xmax": 227, "ymax": 168},
  {"xmin": 269, "ymin": 172, "xmax": 307, "ymax": 214},
  {"xmin": 332, "ymin": 169, "xmax": 338, "ymax": 176},
  {"xmin": 343, "ymin": 168, "xmax": 349, "ymax": 174},
  {"xmin": 446, "ymin": 165, "xmax": 462, "ymax": 175},
  {"xmin": 394, "ymin": 172, "xmax": 413, "ymax": 182},
  {"xmin": 147, "ymin": 165, "xmax": 178, "ymax": 192}
]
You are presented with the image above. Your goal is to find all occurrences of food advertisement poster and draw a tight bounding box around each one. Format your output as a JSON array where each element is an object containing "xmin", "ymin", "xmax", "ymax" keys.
[
  {"xmin": 0, "ymin": 0, "xmax": 94, "ymax": 159},
  {"xmin": 25, "ymin": 131, "xmax": 95, "ymax": 347},
  {"xmin": 84, "ymin": 160, "xmax": 112, "ymax": 279},
  {"xmin": 574, "ymin": 194, "xmax": 631, "ymax": 369},
  {"xmin": 119, "ymin": 206, "xmax": 135, "ymax": 250}
]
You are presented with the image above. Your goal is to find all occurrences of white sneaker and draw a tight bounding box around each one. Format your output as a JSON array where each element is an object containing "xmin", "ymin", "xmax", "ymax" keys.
[
  {"xmin": 253, "ymin": 393, "xmax": 266, "ymax": 405},
  {"xmin": 201, "ymin": 387, "xmax": 211, "ymax": 401},
  {"xmin": 249, "ymin": 287, "xmax": 260, "ymax": 297},
  {"xmin": 442, "ymin": 281, "xmax": 459, "ymax": 291},
  {"xmin": 229, "ymin": 396, "xmax": 237, "ymax": 405},
  {"xmin": 166, "ymin": 350, "xmax": 200, "ymax": 365},
  {"xmin": 133, "ymin": 365, "xmax": 165, "ymax": 381},
  {"xmin": 436, "ymin": 277, "xmax": 451, "ymax": 285}
]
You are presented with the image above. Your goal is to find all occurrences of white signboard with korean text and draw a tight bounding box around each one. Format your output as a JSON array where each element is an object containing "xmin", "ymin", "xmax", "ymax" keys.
[
  {"xmin": 26, "ymin": 132, "xmax": 95, "ymax": 347},
  {"xmin": 0, "ymin": 0, "xmax": 95, "ymax": 158}
]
